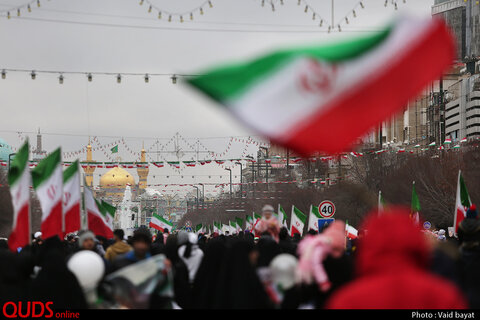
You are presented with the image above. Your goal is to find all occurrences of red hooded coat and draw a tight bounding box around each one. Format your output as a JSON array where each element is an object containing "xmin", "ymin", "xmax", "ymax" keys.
[{"xmin": 326, "ymin": 208, "xmax": 468, "ymax": 309}]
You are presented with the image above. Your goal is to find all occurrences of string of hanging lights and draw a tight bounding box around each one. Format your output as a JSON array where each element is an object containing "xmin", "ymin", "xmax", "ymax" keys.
[
  {"xmin": 138, "ymin": 0, "xmax": 214, "ymax": 23},
  {"xmin": 0, "ymin": 68, "xmax": 194, "ymax": 84},
  {"xmin": 256, "ymin": 0, "xmax": 409, "ymax": 32},
  {"xmin": 0, "ymin": 0, "xmax": 43, "ymax": 18}
]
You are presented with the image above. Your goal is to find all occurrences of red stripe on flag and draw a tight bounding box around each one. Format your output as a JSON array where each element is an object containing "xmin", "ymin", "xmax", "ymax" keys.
[
  {"xmin": 87, "ymin": 211, "xmax": 114, "ymax": 239},
  {"xmin": 64, "ymin": 203, "xmax": 81, "ymax": 235},
  {"xmin": 41, "ymin": 201, "xmax": 63, "ymax": 240},
  {"xmin": 8, "ymin": 204, "xmax": 30, "ymax": 252}
]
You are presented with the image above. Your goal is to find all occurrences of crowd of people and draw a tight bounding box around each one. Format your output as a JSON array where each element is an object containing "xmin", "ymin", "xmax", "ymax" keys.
[{"xmin": 1, "ymin": 203, "xmax": 480, "ymax": 310}]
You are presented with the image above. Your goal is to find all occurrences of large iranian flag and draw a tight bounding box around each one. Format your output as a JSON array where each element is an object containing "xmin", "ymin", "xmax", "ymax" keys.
[
  {"xmin": 290, "ymin": 205, "xmax": 307, "ymax": 237},
  {"xmin": 308, "ymin": 205, "xmax": 322, "ymax": 232},
  {"xmin": 84, "ymin": 186, "xmax": 114, "ymax": 238},
  {"xmin": 31, "ymin": 148, "xmax": 63, "ymax": 240},
  {"xmin": 7, "ymin": 141, "xmax": 31, "ymax": 252},
  {"xmin": 150, "ymin": 213, "xmax": 173, "ymax": 233},
  {"xmin": 63, "ymin": 160, "xmax": 81, "ymax": 235},
  {"xmin": 454, "ymin": 170, "xmax": 471, "ymax": 235},
  {"xmin": 185, "ymin": 16, "xmax": 455, "ymax": 155}
]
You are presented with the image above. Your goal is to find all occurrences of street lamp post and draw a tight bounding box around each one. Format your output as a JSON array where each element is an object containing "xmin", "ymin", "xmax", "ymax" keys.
[
  {"xmin": 235, "ymin": 162, "xmax": 243, "ymax": 198},
  {"xmin": 198, "ymin": 183, "xmax": 205, "ymax": 207},
  {"xmin": 193, "ymin": 186, "xmax": 199, "ymax": 211},
  {"xmin": 259, "ymin": 146, "xmax": 269, "ymax": 190},
  {"xmin": 225, "ymin": 168, "xmax": 232, "ymax": 198},
  {"xmin": 8, "ymin": 152, "xmax": 16, "ymax": 169}
]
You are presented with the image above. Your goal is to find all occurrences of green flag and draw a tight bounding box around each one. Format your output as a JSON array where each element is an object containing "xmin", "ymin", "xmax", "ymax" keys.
[{"xmin": 111, "ymin": 145, "xmax": 118, "ymax": 153}]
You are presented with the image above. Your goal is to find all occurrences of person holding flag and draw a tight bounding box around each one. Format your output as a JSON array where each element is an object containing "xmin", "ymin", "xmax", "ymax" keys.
[{"xmin": 254, "ymin": 204, "xmax": 282, "ymax": 242}]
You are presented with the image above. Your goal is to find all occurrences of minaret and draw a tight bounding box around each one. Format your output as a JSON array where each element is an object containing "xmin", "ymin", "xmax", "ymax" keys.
[
  {"xmin": 33, "ymin": 128, "xmax": 46, "ymax": 161},
  {"xmin": 137, "ymin": 142, "xmax": 149, "ymax": 191},
  {"xmin": 83, "ymin": 138, "xmax": 96, "ymax": 187}
]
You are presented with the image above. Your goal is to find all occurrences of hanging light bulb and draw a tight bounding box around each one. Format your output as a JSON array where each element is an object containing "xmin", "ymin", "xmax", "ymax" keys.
[
  {"xmin": 353, "ymin": 9, "xmax": 356, "ymax": 17},
  {"xmin": 58, "ymin": 74, "xmax": 64, "ymax": 84},
  {"xmin": 328, "ymin": 26, "xmax": 331, "ymax": 33},
  {"xmin": 7, "ymin": 12, "xmax": 10, "ymax": 19},
  {"xmin": 148, "ymin": 5, "xmax": 152, "ymax": 13},
  {"xmin": 180, "ymin": 15, "xmax": 184, "ymax": 23},
  {"xmin": 37, "ymin": 0, "xmax": 40, "ymax": 7},
  {"xmin": 158, "ymin": 11, "xmax": 162, "ymax": 19},
  {"xmin": 168, "ymin": 15, "xmax": 172, "ymax": 22},
  {"xmin": 139, "ymin": 0, "xmax": 144, "ymax": 5},
  {"xmin": 261, "ymin": 0, "xmax": 265, "ymax": 6},
  {"xmin": 280, "ymin": 0, "xmax": 284, "ymax": 4},
  {"xmin": 171, "ymin": 74, "xmax": 177, "ymax": 84},
  {"xmin": 312, "ymin": 13, "xmax": 315, "ymax": 20},
  {"xmin": 208, "ymin": 1, "xmax": 213, "ymax": 8},
  {"xmin": 144, "ymin": 74, "xmax": 149, "ymax": 83},
  {"xmin": 395, "ymin": 2, "xmax": 398, "ymax": 9},
  {"xmin": 345, "ymin": 17, "xmax": 349, "ymax": 24},
  {"xmin": 319, "ymin": 19, "xmax": 323, "ymax": 27},
  {"xmin": 360, "ymin": 1, "xmax": 365, "ymax": 8},
  {"xmin": 28, "ymin": 5, "xmax": 31, "ymax": 12},
  {"xmin": 304, "ymin": 5, "xmax": 308, "ymax": 13},
  {"xmin": 200, "ymin": 7, "xmax": 204, "ymax": 14},
  {"xmin": 117, "ymin": 74, "xmax": 121, "ymax": 83},
  {"xmin": 17, "ymin": 9, "xmax": 20, "ymax": 16},
  {"xmin": 1, "ymin": 70, "xmax": 6, "ymax": 79},
  {"xmin": 272, "ymin": 3, "xmax": 275, "ymax": 11},
  {"xmin": 31, "ymin": 71, "xmax": 36, "ymax": 80},
  {"xmin": 338, "ymin": 24, "xmax": 341, "ymax": 32},
  {"xmin": 86, "ymin": 73, "xmax": 92, "ymax": 82},
  {"xmin": 384, "ymin": 0, "xmax": 388, "ymax": 7},
  {"xmin": 190, "ymin": 12, "xmax": 193, "ymax": 20},
  {"xmin": 298, "ymin": 0, "xmax": 301, "ymax": 5}
]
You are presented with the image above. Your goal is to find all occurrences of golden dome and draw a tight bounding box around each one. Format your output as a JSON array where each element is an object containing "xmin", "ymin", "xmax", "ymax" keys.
[{"xmin": 100, "ymin": 167, "xmax": 135, "ymax": 189}]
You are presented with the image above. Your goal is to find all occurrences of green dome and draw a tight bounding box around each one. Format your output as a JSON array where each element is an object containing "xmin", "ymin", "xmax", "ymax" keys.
[{"xmin": 0, "ymin": 138, "xmax": 14, "ymax": 162}]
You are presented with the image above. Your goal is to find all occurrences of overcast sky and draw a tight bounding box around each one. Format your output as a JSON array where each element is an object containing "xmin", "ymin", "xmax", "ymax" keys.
[{"xmin": 0, "ymin": 0, "xmax": 434, "ymax": 196}]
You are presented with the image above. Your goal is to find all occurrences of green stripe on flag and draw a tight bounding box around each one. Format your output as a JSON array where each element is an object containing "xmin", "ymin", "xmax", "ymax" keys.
[
  {"xmin": 8, "ymin": 141, "xmax": 29, "ymax": 187},
  {"xmin": 236, "ymin": 217, "xmax": 243, "ymax": 228},
  {"xmin": 293, "ymin": 206, "xmax": 307, "ymax": 224},
  {"xmin": 101, "ymin": 201, "xmax": 116, "ymax": 218},
  {"xmin": 459, "ymin": 174, "xmax": 471, "ymax": 208},
  {"xmin": 31, "ymin": 148, "xmax": 62, "ymax": 189},
  {"xmin": 311, "ymin": 205, "xmax": 322, "ymax": 219},
  {"xmin": 186, "ymin": 27, "xmax": 391, "ymax": 103},
  {"xmin": 63, "ymin": 160, "xmax": 79, "ymax": 183}
]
